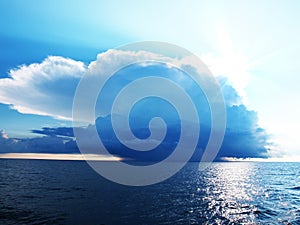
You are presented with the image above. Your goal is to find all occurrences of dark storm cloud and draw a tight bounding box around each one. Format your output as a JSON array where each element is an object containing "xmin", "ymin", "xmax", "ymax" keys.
[
  {"xmin": 32, "ymin": 127, "xmax": 74, "ymax": 137},
  {"xmin": 0, "ymin": 130, "xmax": 79, "ymax": 154},
  {"xmin": 218, "ymin": 105, "xmax": 269, "ymax": 159},
  {"xmin": 0, "ymin": 77, "xmax": 270, "ymax": 160}
]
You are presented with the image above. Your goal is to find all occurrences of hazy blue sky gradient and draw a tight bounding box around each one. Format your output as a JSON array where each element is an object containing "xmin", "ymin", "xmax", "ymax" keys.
[{"xmin": 0, "ymin": 0, "xmax": 299, "ymax": 159}]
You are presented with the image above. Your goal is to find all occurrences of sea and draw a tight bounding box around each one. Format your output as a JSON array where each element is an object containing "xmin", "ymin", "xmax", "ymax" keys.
[{"xmin": 0, "ymin": 159, "xmax": 299, "ymax": 225}]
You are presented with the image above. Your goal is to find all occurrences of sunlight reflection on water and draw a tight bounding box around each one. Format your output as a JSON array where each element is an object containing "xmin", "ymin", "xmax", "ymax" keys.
[
  {"xmin": 189, "ymin": 162, "xmax": 300, "ymax": 224},
  {"xmin": 201, "ymin": 163, "xmax": 258, "ymax": 223},
  {"xmin": 0, "ymin": 160, "xmax": 299, "ymax": 224}
]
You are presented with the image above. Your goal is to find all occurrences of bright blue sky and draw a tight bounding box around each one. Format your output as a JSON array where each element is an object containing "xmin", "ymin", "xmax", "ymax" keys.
[{"xmin": 0, "ymin": 0, "xmax": 299, "ymax": 159}]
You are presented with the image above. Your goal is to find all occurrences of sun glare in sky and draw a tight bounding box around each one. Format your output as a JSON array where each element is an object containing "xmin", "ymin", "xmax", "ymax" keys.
[{"xmin": 0, "ymin": 0, "xmax": 299, "ymax": 161}]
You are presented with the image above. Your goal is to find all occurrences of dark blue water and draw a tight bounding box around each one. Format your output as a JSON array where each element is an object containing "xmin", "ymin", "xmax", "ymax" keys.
[{"xmin": 0, "ymin": 160, "xmax": 299, "ymax": 225}]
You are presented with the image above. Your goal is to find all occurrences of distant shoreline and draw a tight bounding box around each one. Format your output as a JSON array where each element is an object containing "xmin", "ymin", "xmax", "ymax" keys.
[{"xmin": 0, "ymin": 153, "xmax": 123, "ymax": 161}]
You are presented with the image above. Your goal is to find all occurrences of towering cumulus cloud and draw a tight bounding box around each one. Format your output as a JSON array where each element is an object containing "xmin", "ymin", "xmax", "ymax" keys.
[
  {"xmin": 0, "ymin": 56, "xmax": 85, "ymax": 120},
  {"xmin": 0, "ymin": 50, "xmax": 270, "ymax": 160}
]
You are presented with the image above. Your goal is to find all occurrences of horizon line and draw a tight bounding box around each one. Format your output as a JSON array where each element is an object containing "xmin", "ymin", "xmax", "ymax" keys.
[
  {"xmin": 0, "ymin": 153, "xmax": 299, "ymax": 162},
  {"xmin": 0, "ymin": 153, "xmax": 123, "ymax": 161}
]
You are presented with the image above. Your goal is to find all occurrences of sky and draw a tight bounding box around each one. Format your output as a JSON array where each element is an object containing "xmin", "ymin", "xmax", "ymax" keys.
[{"xmin": 0, "ymin": 0, "xmax": 299, "ymax": 160}]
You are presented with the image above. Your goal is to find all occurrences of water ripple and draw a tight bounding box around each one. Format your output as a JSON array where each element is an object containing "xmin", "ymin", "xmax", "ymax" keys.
[{"xmin": 0, "ymin": 160, "xmax": 299, "ymax": 224}]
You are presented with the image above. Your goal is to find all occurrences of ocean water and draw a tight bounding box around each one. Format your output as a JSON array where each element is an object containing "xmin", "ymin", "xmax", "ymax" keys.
[{"xmin": 0, "ymin": 160, "xmax": 299, "ymax": 225}]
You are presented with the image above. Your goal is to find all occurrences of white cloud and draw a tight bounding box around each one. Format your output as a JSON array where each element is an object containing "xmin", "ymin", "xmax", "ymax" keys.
[
  {"xmin": 0, "ymin": 48, "xmax": 222, "ymax": 123},
  {"xmin": 0, "ymin": 130, "xmax": 8, "ymax": 139},
  {"xmin": 0, "ymin": 56, "xmax": 86, "ymax": 120},
  {"xmin": 0, "ymin": 50, "xmax": 206, "ymax": 131},
  {"xmin": 201, "ymin": 27, "xmax": 252, "ymax": 102},
  {"xmin": 1, "ymin": 51, "xmax": 179, "ymax": 121}
]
